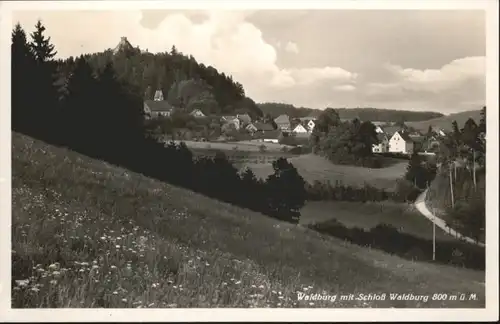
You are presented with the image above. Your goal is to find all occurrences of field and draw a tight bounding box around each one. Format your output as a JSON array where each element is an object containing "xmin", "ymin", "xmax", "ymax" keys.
[
  {"xmin": 300, "ymin": 201, "xmax": 457, "ymax": 242},
  {"xmin": 244, "ymin": 154, "xmax": 408, "ymax": 190},
  {"xmin": 407, "ymin": 109, "xmax": 482, "ymax": 133},
  {"xmin": 11, "ymin": 132, "xmax": 485, "ymax": 308},
  {"xmin": 171, "ymin": 140, "xmax": 294, "ymax": 153}
]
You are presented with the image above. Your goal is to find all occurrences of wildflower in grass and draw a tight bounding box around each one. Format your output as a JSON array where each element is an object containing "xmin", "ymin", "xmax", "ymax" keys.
[
  {"xmin": 151, "ymin": 283, "xmax": 158, "ymax": 288},
  {"xmin": 15, "ymin": 279, "xmax": 29, "ymax": 287},
  {"xmin": 50, "ymin": 280, "xmax": 58, "ymax": 285},
  {"xmin": 272, "ymin": 290, "xmax": 277, "ymax": 294},
  {"xmin": 113, "ymin": 291, "xmax": 118, "ymax": 295},
  {"xmin": 115, "ymin": 245, "xmax": 121, "ymax": 249},
  {"xmin": 48, "ymin": 263, "xmax": 60, "ymax": 271},
  {"xmin": 92, "ymin": 265, "xmax": 99, "ymax": 270},
  {"xmin": 110, "ymin": 265, "xmax": 117, "ymax": 270},
  {"xmin": 52, "ymin": 271, "xmax": 61, "ymax": 278},
  {"xmin": 31, "ymin": 287, "xmax": 40, "ymax": 293},
  {"xmin": 121, "ymin": 298, "xmax": 127, "ymax": 303},
  {"xmin": 235, "ymin": 281, "xmax": 241, "ymax": 285},
  {"xmin": 259, "ymin": 285, "xmax": 264, "ymax": 289}
]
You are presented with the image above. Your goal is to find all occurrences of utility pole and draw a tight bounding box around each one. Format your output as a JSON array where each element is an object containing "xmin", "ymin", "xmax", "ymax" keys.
[
  {"xmin": 473, "ymin": 149, "xmax": 477, "ymax": 191},
  {"xmin": 449, "ymin": 162, "xmax": 455, "ymax": 209},
  {"xmin": 432, "ymin": 219, "xmax": 436, "ymax": 261}
]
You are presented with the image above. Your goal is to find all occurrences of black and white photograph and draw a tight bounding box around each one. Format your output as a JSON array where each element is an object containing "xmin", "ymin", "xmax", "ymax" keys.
[{"xmin": 0, "ymin": 0, "xmax": 498, "ymax": 322}]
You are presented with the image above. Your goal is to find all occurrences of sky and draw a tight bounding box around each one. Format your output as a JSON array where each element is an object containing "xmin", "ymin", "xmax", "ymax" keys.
[{"xmin": 11, "ymin": 9, "xmax": 486, "ymax": 114}]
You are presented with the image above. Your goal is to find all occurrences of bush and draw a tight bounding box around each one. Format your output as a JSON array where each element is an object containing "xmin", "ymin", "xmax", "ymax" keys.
[
  {"xmin": 391, "ymin": 179, "xmax": 422, "ymax": 203},
  {"xmin": 445, "ymin": 196, "xmax": 485, "ymax": 243},
  {"xmin": 306, "ymin": 180, "xmax": 391, "ymax": 203},
  {"xmin": 309, "ymin": 219, "xmax": 485, "ymax": 270}
]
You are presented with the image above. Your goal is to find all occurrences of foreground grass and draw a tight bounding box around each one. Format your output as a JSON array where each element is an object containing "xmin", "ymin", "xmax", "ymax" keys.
[
  {"xmin": 12, "ymin": 133, "xmax": 484, "ymax": 308},
  {"xmin": 245, "ymin": 154, "xmax": 407, "ymax": 189},
  {"xmin": 300, "ymin": 201, "xmax": 457, "ymax": 242}
]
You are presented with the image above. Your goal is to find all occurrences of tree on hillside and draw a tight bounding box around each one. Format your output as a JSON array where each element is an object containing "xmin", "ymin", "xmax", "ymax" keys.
[
  {"xmin": 405, "ymin": 151, "xmax": 429, "ymax": 189},
  {"xmin": 353, "ymin": 121, "xmax": 379, "ymax": 158},
  {"xmin": 11, "ymin": 23, "xmax": 34, "ymax": 132},
  {"xmin": 265, "ymin": 158, "xmax": 306, "ymax": 224},
  {"xmin": 29, "ymin": 20, "xmax": 57, "ymax": 63},
  {"xmin": 62, "ymin": 56, "xmax": 99, "ymax": 147},
  {"xmin": 461, "ymin": 118, "xmax": 482, "ymax": 189},
  {"xmin": 25, "ymin": 20, "xmax": 60, "ymax": 139},
  {"xmin": 310, "ymin": 108, "xmax": 341, "ymax": 150}
]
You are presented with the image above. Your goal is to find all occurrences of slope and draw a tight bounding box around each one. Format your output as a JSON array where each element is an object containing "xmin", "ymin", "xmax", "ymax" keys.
[
  {"xmin": 11, "ymin": 132, "xmax": 484, "ymax": 308},
  {"xmin": 407, "ymin": 110, "xmax": 482, "ymax": 132}
]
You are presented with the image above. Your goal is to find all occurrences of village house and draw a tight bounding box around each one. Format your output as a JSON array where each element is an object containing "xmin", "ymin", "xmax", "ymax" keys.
[
  {"xmin": 431, "ymin": 127, "xmax": 446, "ymax": 137},
  {"xmin": 256, "ymin": 130, "xmax": 283, "ymax": 144},
  {"xmin": 189, "ymin": 109, "xmax": 206, "ymax": 118},
  {"xmin": 221, "ymin": 115, "xmax": 241, "ymax": 130},
  {"xmin": 292, "ymin": 123, "xmax": 310, "ymax": 138},
  {"xmin": 274, "ymin": 114, "xmax": 291, "ymax": 132},
  {"xmin": 388, "ymin": 131, "xmax": 414, "ymax": 154},
  {"xmin": 372, "ymin": 133, "xmax": 390, "ymax": 153},
  {"xmin": 143, "ymin": 90, "xmax": 174, "ymax": 119},
  {"xmin": 236, "ymin": 114, "xmax": 252, "ymax": 126},
  {"xmin": 246, "ymin": 122, "xmax": 275, "ymax": 135},
  {"xmin": 298, "ymin": 117, "xmax": 316, "ymax": 132},
  {"xmin": 374, "ymin": 125, "xmax": 384, "ymax": 134}
]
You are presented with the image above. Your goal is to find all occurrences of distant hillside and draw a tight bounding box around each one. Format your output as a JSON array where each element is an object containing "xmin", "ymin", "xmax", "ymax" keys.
[
  {"xmin": 258, "ymin": 103, "xmax": 444, "ymax": 122},
  {"xmin": 407, "ymin": 110, "xmax": 482, "ymax": 132}
]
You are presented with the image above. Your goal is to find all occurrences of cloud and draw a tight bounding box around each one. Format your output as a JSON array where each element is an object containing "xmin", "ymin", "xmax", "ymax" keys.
[
  {"xmin": 363, "ymin": 56, "xmax": 485, "ymax": 112},
  {"xmin": 383, "ymin": 56, "xmax": 485, "ymax": 93},
  {"xmin": 284, "ymin": 41, "xmax": 299, "ymax": 54},
  {"xmin": 12, "ymin": 10, "xmax": 355, "ymax": 106},
  {"xmin": 333, "ymin": 84, "xmax": 356, "ymax": 92}
]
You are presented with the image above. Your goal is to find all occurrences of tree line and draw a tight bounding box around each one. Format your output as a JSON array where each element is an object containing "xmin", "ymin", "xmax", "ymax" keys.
[
  {"xmin": 258, "ymin": 102, "xmax": 444, "ymax": 122},
  {"xmin": 11, "ymin": 21, "xmax": 306, "ymax": 224},
  {"xmin": 429, "ymin": 110, "xmax": 487, "ymax": 243}
]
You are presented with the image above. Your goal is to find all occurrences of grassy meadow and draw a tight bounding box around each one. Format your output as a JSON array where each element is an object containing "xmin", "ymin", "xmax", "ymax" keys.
[
  {"xmin": 11, "ymin": 132, "xmax": 485, "ymax": 308},
  {"xmin": 244, "ymin": 154, "xmax": 408, "ymax": 189}
]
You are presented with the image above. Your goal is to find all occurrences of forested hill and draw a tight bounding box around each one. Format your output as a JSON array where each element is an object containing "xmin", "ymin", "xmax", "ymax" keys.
[
  {"xmin": 258, "ymin": 102, "xmax": 444, "ymax": 122},
  {"xmin": 55, "ymin": 37, "xmax": 264, "ymax": 119}
]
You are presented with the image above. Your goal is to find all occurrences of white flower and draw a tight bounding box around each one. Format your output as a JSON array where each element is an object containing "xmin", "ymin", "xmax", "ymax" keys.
[{"xmin": 15, "ymin": 279, "xmax": 29, "ymax": 287}]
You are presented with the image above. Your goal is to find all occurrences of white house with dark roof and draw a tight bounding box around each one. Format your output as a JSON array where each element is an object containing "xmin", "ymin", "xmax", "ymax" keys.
[{"xmin": 388, "ymin": 131, "xmax": 414, "ymax": 154}]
